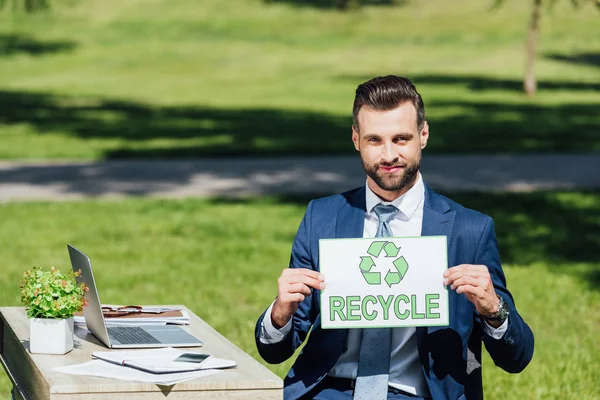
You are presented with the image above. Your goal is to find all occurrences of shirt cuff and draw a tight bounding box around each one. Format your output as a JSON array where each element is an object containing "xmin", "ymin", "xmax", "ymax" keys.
[
  {"xmin": 259, "ymin": 300, "xmax": 293, "ymax": 344},
  {"xmin": 482, "ymin": 315, "xmax": 509, "ymax": 339}
]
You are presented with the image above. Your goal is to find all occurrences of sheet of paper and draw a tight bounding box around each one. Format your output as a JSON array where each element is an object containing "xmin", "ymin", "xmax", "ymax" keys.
[
  {"xmin": 54, "ymin": 360, "xmax": 221, "ymax": 386},
  {"xmin": 92, "ymin": 347, "xmax": 237, "ymax": 373},
  {"xmin": 319, "ymin": 236, "xmax": 449, "ymax": 329}
]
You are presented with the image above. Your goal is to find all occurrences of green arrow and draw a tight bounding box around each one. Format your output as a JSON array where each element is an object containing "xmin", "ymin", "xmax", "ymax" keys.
[
  {"xmin": 384, "ymin": 271, "xmax": 401, "ymax": 287},
  {"xmin": 359, "ymin": 256, "xmax": 375, "ymax": 272},
  {"xmin": 383, "ymin": 242, "xmax": 400, "ymax": 257},
  {"xmin": 367, "ymin": 241, "xmax": 386, "ymax": 257},
  {"xmin": 393, "ymin": 256, "xmax": 409, "ymax": 278},
  {"xmin": 361, "ymin": 271, "xmax": 381, "ymax": 285}
]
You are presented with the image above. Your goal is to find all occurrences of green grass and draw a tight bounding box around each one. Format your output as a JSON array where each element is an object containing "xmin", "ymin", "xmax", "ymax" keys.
[
  {"xmin": 0, "ymin": 192, "xmax": 599, "ymax": 398},
  {"xmin": 0, "ymin": 0, "xmax": 598, "ymax": 159}
]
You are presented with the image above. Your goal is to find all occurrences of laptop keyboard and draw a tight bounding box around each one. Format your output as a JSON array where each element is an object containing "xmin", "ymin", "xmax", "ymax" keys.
[{"xmin": 107, "ymin": 326, "xmax": 161, "ymax": 345}]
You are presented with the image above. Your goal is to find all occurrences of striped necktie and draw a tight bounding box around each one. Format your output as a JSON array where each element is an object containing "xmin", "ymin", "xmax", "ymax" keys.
[{"xmin": 354, "ymin": 203, "xmax": 399, "ymax": 399}]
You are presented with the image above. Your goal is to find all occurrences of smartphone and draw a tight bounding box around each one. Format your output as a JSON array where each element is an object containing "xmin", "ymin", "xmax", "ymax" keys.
[{"xmin": 174, "ymin": 353, "xmax": 211, "ymax": 363}]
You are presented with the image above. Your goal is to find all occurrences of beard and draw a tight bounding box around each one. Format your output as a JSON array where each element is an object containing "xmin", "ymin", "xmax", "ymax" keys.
[{"xmin": 361, "ymin": 153, "xmax": 421, "ymax": 192}]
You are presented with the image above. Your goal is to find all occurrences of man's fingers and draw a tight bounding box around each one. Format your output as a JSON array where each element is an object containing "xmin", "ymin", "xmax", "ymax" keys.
[
  {"xmin": 445, "ymin": 271, "xmax": 484, "ymax": 286},
  {"xmin": 447, "ymin": 264, "xmax": 488, "ymax": 275},
  {"xmin": 289, "ymin": 293, "xmax": 306, "ymax": 303},
  {"xmin": 272, "ymin": 269, "xmax": 322, "ymax": 326},
  {"xmin": 284, "ymin": 283, "xmax": 313, "ymax": 297},
  {"xmin": 281, "ymin": 268, "xmax": 324, "ymax": 281},
  {"xmin": 279, "ymin": 268, "xmax": 325, "ymax": 289},
  {"xmin": 272, "ymin": 284, "xmax": 308, "ymax": 327},
  {"xmin": 279, "ymin": 274, "xmax": 325, "ymax": 290},
  {"xmin": 277, "ymin": 268, "xmax": 324, "ymax": 308},
  {"xmin": 449, "ymin": 276, "xmax": 487, "ymax": 290},
  {"xmin": 455, "ymin": 284, "xmax": 485, "ymax": 298},
  {"xmin": 279, "ymin": 292, "xmax": 306, "ymax": 304},
  {"xmin": 444, "ymin": 265, "xmax": 489, "ymax": 285}
]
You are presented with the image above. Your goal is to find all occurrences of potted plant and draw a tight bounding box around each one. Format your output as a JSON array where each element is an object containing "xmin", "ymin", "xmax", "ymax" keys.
[{"xmin": 19, "ymin": 266, "xmax": 88, "ymax": 354}]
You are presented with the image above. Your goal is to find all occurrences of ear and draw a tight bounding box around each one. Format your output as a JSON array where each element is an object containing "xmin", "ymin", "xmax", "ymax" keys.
[
  {"xmin": 352, "ymin": 126, "xmax": 360, "ymax": 152},
  {"xmin": 420, "ymin": 121, "xmax": 429, "ymax": 150}
]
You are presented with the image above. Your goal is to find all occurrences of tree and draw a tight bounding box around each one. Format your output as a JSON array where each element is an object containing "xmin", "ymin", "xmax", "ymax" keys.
[
  {"xmin": 0, "ymin": 0, "xmax": 51, "ymax": 12},
  {"xmin": 524, "ymin": 0, "xmax": 542, "ymax": 96},
  {"xmin": 497, "ymin": 0, "xmax": 600, "ymax": 96}
]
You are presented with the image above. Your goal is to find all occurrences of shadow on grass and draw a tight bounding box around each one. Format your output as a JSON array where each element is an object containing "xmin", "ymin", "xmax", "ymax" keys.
[
  {"xmin": 0, "ymin": 90, "xmax": 351, "ymax": 157},
  {"xmin": 426, "ymin": 100, "xmax": 598, "ymax": 153},
  {"xmin": 213, "ymin": 191, "xmax": 600, "ymax": 265},
  {"xmin": 0, "ymin": 87, "xmax": 599, "ymax": 158},
  {"xmin": 213, "ymin": 191, "xmax": 600, "ymax": 288},
  {"xmin": 206, "ymin": 195, "xmax": 313, "ymax": 207},
  {"xmin": 545, "ymin": 52, "xmax": 600, "ymax": 69},
  {"xmin": 451, "ymin": 191, "xmax": 600, "ymax": 290},
  {"xmin": 577, "ymin": 267, "xmax": 600, "ymax": 291},
  {"xmin": 262, "ymin": 0, "xmax": 407, "ymax": 9},
  {"xmin": 447, "ymin": 191, "xmax": 600, "ymax": 265},
  {"xmin": 338, "ymin": 73, "xmax": 600, "ymax": 93},
  {"xmin": 0, "ymin": 34, "xmax": 76, "ymax": 56}
]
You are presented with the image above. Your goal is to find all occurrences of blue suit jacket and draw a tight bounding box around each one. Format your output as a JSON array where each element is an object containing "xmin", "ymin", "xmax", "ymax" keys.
[{"xmin": 255, "ymin": 184, "xmax": 534, "ymax": 400}]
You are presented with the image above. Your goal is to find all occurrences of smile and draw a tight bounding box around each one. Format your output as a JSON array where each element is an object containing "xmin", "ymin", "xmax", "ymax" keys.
[{"xmin": 379, "ymin": 165, "xmax": 405, "ymax": 173}]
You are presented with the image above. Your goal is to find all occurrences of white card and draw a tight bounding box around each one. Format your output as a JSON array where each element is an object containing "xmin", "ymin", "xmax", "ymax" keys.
[{"xmin": 319, "ymin": 236, "xmax": 449, "ymax": 329}]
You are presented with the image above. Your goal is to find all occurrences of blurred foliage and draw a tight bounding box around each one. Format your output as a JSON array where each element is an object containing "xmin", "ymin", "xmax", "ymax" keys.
[{"xmin": 0, "ymin": 0, "xmax": 50, "ymax": 12}]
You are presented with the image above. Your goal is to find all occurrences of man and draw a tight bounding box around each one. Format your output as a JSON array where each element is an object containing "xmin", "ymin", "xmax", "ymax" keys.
[{"xmin": 255, "ymin": 75, "xmax": 534, "ymax": 400}]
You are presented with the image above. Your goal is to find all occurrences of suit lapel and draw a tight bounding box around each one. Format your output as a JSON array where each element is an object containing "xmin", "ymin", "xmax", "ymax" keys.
[
  {"xmin": 417, "ymin": 184, "xmax": 456, "ymax": 344},
  {"xmin": 329, "ymin": 187, "xmax": 366, "ymax": 349},
  {"xmin": 335, "ymin": 186, "xmax": 366, "ymax": 239},
  {"xmin": 421, "ymin": 184, "xmax": 455, "ymax": 239}
]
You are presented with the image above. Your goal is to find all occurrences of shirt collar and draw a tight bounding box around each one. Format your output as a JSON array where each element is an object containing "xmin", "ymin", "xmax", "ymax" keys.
[{"xmin": 365, "ymin": 173, "xmax": 425, "ymax": 221}]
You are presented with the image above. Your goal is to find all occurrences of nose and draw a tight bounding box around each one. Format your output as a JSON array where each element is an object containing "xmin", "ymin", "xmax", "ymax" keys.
[{"xmin": 381, "ymin": 141, "xmax": 397, "ymax": 163}]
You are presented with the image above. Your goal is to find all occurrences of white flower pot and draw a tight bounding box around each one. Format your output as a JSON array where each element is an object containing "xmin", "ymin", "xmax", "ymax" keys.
[{"xmin": 29, "ymin": 317, "xmax": 74, "ymax": 355}]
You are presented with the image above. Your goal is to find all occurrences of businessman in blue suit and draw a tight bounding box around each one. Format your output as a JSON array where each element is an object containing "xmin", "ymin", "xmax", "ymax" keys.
[{"xmin": 255, "ymin": 75, "xmax": 534, "ymax": 399}]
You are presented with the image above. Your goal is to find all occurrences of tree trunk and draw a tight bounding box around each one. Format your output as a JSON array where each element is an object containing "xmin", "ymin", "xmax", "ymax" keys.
[
  {"xmin": 524, "ymin": 0, "xmax": 542, "ymax": 96},
  {"xmin": 336, "ymin": 0, "xmax": 359, "ymax": 10},
  {"xmin": 336, "ymin": 0, "xmax": 350, "ymax": 9}
]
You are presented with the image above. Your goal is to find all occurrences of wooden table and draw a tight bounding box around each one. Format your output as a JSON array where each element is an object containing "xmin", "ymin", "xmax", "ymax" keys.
[{"xmin": 0, "ymin": 307, "xmax": 283, "ymax": 399}]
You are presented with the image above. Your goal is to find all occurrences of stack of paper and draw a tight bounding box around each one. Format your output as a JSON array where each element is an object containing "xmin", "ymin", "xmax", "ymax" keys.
[
  {"xmin": 74, "ymin": 305, "xmax": 191, "ymax": 326},
  {"xmin": 54, "ymin": 348, "xmax": 237, "ymax": 386},
  {"xmin": 93, "ymin": 347, "xmax": 237, "ymax": 373},
  {"xmin": 54, "ymin": 360, "xmax": 220, "ymax": 386}
]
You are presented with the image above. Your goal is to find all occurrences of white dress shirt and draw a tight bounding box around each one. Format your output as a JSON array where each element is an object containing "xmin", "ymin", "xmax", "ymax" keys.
[{"xmin": 259, "ymin": 173, "xmax": 507, "ymax": 396}]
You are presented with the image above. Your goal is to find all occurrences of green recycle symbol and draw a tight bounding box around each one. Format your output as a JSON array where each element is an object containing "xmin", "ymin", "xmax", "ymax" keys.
[{"xmin": 359, "ymin": 241, "xmax": 409, "ymax": 287}]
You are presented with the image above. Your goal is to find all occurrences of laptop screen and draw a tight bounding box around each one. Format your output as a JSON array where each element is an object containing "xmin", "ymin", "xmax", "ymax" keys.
[{"xmin": 67, "ymin": 244, "xmax": 111, "ymax": 347}]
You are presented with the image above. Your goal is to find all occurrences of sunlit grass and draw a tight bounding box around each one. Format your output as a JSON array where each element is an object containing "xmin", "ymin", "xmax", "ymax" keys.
[
  {"xmin": 0, "ymin": 192, "xmax": 598, "ymax": 398},
  {"xmin": 0, "ymin": 0, "xmax": 598, "ymax": 158}
]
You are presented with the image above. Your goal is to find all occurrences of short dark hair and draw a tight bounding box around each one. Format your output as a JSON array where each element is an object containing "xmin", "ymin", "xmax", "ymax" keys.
[{"xmin": 352, "ymin": 75, "xmax": 425, "ymax": 132}]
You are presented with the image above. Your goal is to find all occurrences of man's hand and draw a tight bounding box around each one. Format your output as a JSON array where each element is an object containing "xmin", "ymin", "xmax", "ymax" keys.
[
  {"xmin": 271, "ymin": 268, "xmax": 325, "ymax": 329},
  {"xmin": 443, "ymin": 264, "xmax": 501, "ymax": 327}
]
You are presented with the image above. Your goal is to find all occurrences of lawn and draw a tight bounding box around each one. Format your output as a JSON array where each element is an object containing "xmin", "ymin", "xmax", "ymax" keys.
[
  {"xmin": 0, "ymin": 192, "xmax": 598, "ymax": 399},
  {"xmin": 0, "ymin": 0, "xmax": 598, "ymax": 159}
]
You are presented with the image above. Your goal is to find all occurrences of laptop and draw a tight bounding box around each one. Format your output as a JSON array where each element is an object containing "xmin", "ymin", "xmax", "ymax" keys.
[{"xmin": 67, "ymin": 244, "xmax": 203, "ymax": 349}]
